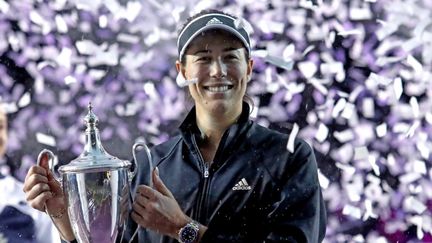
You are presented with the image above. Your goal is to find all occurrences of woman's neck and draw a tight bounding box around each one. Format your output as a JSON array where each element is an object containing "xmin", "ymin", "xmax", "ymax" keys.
[{"xmin": 195, "ymin": 105, "xmax": 241, "ymax": 148}]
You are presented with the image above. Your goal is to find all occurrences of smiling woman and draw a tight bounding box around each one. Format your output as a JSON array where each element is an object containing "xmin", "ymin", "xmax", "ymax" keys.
[{"xmin": 23, "ymin": 9, "xmax": 326, "ymax": 243}]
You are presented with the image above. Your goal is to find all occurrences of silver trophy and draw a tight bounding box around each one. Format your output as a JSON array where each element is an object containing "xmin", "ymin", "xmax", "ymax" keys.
[{"xmin": 37, "ymin": 103, "xmax": 152, "ymax": 243}]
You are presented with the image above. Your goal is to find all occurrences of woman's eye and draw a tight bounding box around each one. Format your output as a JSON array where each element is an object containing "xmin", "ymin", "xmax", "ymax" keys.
[
  {"xmin": 197, "ymin": 56, "xmax": 210, "ymax": 62},
  {"xmin": 225, "ymin": 55, "xmax": 237, "ymax": 60}
]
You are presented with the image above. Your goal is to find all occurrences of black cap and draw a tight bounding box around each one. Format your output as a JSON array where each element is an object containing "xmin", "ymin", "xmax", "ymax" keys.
[{"xmin": 177, "ymin": 13, "xmax": 251, "ymax": 61}]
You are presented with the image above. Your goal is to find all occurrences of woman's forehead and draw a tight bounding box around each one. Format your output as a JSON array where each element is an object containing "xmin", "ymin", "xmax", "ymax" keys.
[{"xmin": 187, "ymin": 30, "xmax": 244, "ymax": 51}]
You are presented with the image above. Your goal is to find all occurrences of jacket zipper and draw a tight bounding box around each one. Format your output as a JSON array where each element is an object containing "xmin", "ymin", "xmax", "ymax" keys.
[{"xmin": 191, "ymin": 135, "xmax": 211, "ymax": 223}]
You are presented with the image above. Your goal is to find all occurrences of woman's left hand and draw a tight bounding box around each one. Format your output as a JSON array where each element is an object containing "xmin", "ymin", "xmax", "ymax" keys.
[{"xmin": 131, "ymin": 168, "xmax": 189, "ymax": 240}]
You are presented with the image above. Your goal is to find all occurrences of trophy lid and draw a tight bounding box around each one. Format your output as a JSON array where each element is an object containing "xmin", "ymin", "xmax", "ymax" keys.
[{"xmin": 58, "ymin": 103, "xmax": 130, "ymax": 174}]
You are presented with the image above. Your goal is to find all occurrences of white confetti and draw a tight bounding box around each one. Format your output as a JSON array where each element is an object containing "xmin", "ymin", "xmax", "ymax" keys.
[
  {"xmin": 342, "ymin": 205, "xmax": 362, "ymax": 219},
  {"xmin": 369, "ymin": 155, "xmax": 380, "ymax": 176},
  {"xmin": 399, "ymin": 172, "xmax": 422, "ymax": 184},
  {"xmin": 298, "ymin": 61, "xmax": 317, "ymax": 79},
  {"xmin": 257, "ymin": 20, "xmax": 285, "ymax": 34},
  {"xmin": 29, "ymin": 11, "xmax": 51, "ymax": 34},
  {"xmin": 350, "ymin": 6, "xmax": 372, "ymax": 20},
  {"xmin": 332, "ymin": 98, "xmax": 346, "ymax": 118},
  {"xmin": 393, "ymin": 77, "xmax": 403, "ymax": 100},
  {"xmin": 337, "ymin": 28, "xmax": 363, "ymax": 37},
  {"xmin": 264, "ymin": 55, "xmax": 294, "ymax": 70},
  {"xmin": 76, "ymin": 40, "xmax": 104, "ymax": 55},
  {"xmin": 416, "ymin": 141, "xmax": 430, "ymax": 160},
  {"xmin": 302, "ymin": 45, "xmax": 315, "ymax": 57},
  {"xmin": 315, "ymin": 123, "xmax": 329, "ymax": 143},
  {"xmin": 176, "ymin": 73, "xmax": 198, "ymax": 87},
  {"xmin": 362, "ymin": 98, "xmax": 375, "ymax": 118},
  {"xmin": 336, "ymin": 162, "xmax": 356, "ymax": 176},
  {"xmin": 334, "ymin": 129, "xmax": 355, "ymax": 143},
  {"xmin": 36, "ymin": 133, "xmax": 56, "ymax": 147},
  {"xmin": 318, "ymin": 169, "xmax": 330, "ymax": 189},
  {"xmin": 341, "ymin": 102, "xmax": 355, "ymax": 119},
  {"xmin": 412, "ymin": 160, "xmax": 427, "ymax": 175},
  {"xmin": 406, "ymin": 55, "xmax": 423, "ymax": 74},
  {"xmin": 409, "ymin": 97, "xmax": 420, "ymax": 119},
  {"xmin": 354, "ymin": 146, "xmax": 369, "ymax": 161},
  {"xmin": 404, "ymin": 196, "xmax": 427, "ymax": 214},
  {"xmin": 406, "ymin": 120, "xmax": 420, "ymax": 138},
  {"xmin": 287, "ymin": 123, "xmax": 299, "ymax": 153},
  {"xmin": 55, "ymin": 15, "xmax": 68, "ymax": 33},
  {"xmin": 309, "ymin": 78, "xmax": 328, "ymax": 95},
  {"xmin": 234, "ymin": 17, "xmax": 254, "ymax": 34},
  {"xmin": 117, "ymin": 33, "xmax": 140, "ymax": 44},
  {"xmin": 376, "ymin": 123, "xmax": 387, "ymax": 138},
  {"xmin": 17, "ymin": 92, "xmax": 31, "ymax": 108},
  {"xmin": 282, "ymin": 44, "xmax": 295, "ymax": 60},
  {"xmin": 426, "ymin": 112, "xmax": 432, "ymax": 125},
  {"xmin": 363, "ymin": 199, "xmax": 378, "ymax": 220},
  {"xmin": 56, "ymin": 48, "xmax": 72, "ymax": 68},
  {"xmin": 87, "ymin": 44, "xmax": 119, "ymax": 66},
  {"xmin": 99, "ymin": 15, "xmax": 108, "ymax": 28},
  {"xmin": 0, "ymin": 0, "xmax": 9, "ymax": 13}
]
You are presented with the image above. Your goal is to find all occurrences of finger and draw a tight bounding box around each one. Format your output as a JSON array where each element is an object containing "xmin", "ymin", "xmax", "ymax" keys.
[
  {"xmin": 29, "ymin": 191, "xmax": 53, "ymax": 212},
  {"xmin": 152, "ymin": 168, "xmax": 173, "ymax": 198},
  {"xmin": 26, "ymin": 183, "xmax": 51, "ymax": 201},
  {"xmin": 134, "ymin": 193, "xmax": 149, "ymax": 207},
  {"xmin": 136, "ymin": 185, "xmax": 157, "ymax": 200},
  {"xmin": 131, "ymin": 211, "xmax": 147, "ymax": 227},
  {"xmin": 46, "ymin": 171, "xmax": 63, "ymax": 197},
  {"xmin": 25, "ymin": 166, "xmax": 47, "ymax": 182},
  {"xmin": 132, "ymin": 201, "xmax": 146, "ymax": 216},
  {"xmin": 23, "ymin": 173, "xmax": 49, "ymax": 192},
  {"xmin": 37, "ymin": 151, "xmax": 52, "ymax": 171}
]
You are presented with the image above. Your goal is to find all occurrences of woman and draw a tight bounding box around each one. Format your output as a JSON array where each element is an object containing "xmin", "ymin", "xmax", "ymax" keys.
[{"xmin": 23, "ymin": 10, "xmax": 326, "ymax": 243}]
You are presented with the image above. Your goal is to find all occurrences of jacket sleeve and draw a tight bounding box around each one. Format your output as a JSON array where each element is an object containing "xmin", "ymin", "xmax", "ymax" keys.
[{"xmin": 264, "ymin": 140, "xmax": 327, "ymax": 243}]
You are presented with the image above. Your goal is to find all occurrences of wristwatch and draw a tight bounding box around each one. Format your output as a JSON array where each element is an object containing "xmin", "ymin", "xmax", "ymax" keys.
[{"xmin": 178, "ymin": 221, "xmax": 199, "ymax": 243}]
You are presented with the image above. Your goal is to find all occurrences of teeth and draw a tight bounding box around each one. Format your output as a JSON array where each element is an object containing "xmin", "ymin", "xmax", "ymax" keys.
[{"xmin": 207, "ymin": 85, "xmax": 230, "ymax": 92}]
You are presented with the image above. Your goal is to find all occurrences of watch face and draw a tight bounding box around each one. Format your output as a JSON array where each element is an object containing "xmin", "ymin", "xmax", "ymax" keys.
[{"xmin": 180, "ymin": 225, "xmax": 198, "ymax": 243}]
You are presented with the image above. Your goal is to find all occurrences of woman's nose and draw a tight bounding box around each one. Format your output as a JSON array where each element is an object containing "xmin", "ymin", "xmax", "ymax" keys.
[{"xmin": 210, "ymin": 58, "xmax": 227, "ymax": 78}]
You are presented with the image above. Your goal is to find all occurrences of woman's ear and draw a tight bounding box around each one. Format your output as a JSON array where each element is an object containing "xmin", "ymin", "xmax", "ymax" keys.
[
  {"xmin": 246, "ymin": 59, "xmax": 254, "ymax": 82},
  {"xmin": 176, "ymin": 60, "xmax": 187, "ymax": 77}
]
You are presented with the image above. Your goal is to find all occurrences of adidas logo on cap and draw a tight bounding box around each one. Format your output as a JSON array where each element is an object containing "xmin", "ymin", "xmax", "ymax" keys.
[
  {"xmin": 232, "ymin": 178, "xmax": 252, "ymax": 191},
  {"xmin": 206, "ymin": 17, "xmax": 224, "ymax": 26}
]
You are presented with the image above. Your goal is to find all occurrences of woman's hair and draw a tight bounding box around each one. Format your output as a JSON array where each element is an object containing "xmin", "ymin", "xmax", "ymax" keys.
[{"xmin": 178, "ymin": 9, "xmax": 255, "ymax": 110}]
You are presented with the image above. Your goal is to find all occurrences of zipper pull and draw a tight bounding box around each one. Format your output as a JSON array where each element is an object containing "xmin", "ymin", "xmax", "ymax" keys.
[{"xmin": 204, "ymin": 166, "xmax": 209, "ymax": 178}]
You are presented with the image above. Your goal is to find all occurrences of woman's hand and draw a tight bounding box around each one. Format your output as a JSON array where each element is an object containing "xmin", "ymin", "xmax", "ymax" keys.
[
  {"xmin": 22, "ymin": 152, "xmax": 75, "ymax": 241},
  {"xmin": 23, "ymin": 152, "xmax": 66, "ymax": 215},
  {"xmin": 131, "ymin": 168, "xmax": 190, "ymax": 240}
]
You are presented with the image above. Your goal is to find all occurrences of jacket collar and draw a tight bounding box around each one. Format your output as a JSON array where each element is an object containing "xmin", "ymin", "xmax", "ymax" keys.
[
  {"xmin": 179, "ymin": 102, "xmax": 252, "ymax": 165},
  {"xmin": 179, "ymin": 102, "xmax": 251, "ymax": 137}
]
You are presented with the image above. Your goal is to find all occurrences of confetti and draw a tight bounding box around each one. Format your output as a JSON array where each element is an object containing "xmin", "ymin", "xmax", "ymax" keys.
[
  {"xmin": 287, "ymin": 123, "xmax": 299, "ymax": 153},
  {"xmin": 175, "ymin": 72, "xmax": 198, "ymax": 87},
  {"xmin": 36, "ymin": 133, "xmax": 56, "ymax": 147},
  {"xmin": 315, "ymin": 123, "xmax": 329, "ymax": 143}
]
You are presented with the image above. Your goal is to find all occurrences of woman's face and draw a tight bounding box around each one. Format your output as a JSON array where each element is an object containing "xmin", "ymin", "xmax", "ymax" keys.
[{"xmin": 177, "ymin": 30, "xmax": 253, "ymax": 116}]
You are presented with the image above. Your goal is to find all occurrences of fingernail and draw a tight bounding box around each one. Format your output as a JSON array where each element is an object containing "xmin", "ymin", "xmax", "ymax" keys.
[{"xmin": 155, "ymin": 167, "xmax": 159, "ymax": 177}]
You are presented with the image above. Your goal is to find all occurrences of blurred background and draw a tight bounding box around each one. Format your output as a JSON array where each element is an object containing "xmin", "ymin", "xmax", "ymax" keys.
[{"xmin": 0, "ymin": 0, "xmax": 431, "ymax": 242}]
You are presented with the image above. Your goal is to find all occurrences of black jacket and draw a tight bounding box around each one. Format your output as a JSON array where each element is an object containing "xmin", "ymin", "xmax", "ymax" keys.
[{"xmin": 124, "ymin": 103, "xmax": 326, "ymax": 243}]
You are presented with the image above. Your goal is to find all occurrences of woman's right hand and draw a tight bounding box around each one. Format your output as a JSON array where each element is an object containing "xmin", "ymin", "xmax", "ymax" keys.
[
  {"xmin": 23, "ymin": 153, "xmax": 66, "ymax": 215},
  {"xmin": 23, "ymin": 152, "xmax": 76, "ymax": 241}
]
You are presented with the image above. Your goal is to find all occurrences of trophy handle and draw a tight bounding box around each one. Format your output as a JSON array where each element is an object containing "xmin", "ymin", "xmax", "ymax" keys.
[
  {"xmin": 37, "ymin": 149, "xmax": 60, "ymax": 181},
  {"xmin": 131, "ymin": 142, "xmax": 153, "ymax": 187}
]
